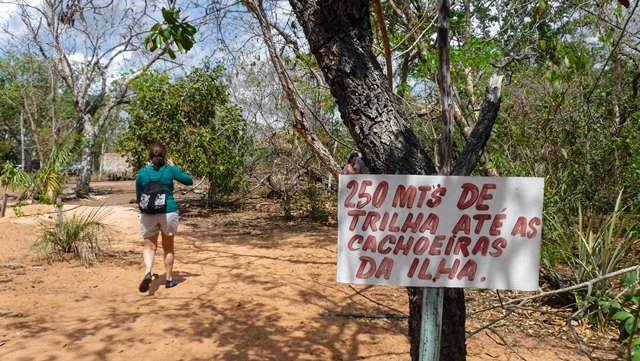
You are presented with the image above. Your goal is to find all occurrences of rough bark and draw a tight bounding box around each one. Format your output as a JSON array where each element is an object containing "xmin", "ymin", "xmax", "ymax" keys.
[
  {"xmin": 75, "ymin": 115, "xmax": 97, "ymax": 197},
  {"xmin": 453, "ymin": 101, "xmax": 499, "ymax": 177},
  {"xmin": 287, "ymin": 1, "xmax": 438, "ymax": 360},
  {"xmin": 437, "ymin": 0, "xmax": 453, "ymax": 175}
]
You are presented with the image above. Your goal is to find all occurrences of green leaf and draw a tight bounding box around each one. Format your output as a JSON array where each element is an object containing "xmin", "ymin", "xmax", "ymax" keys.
[
  {"xmin": 162, "ymin": 8, "xmax": 177, "ymax": 25},
  {"xmin": 176, "ymin": 41, "xmax": 186, "ymax": 54},
  {"xmin": 613, "ymin": 310, "xmax": 633, "ymax": 321},
  {"xmin": 145, "ymin": 36, "xmax": 154, "ymax": 50},
  {"xmin": 624, "ymin": 317, "xmax": 638, "ymax": 335},
  {"xmin": 624, "ymin": 271, "xmax": 638, "ymax": 286},
  {"xmin": 166, "ymin": 47, "xmax": 176, "ymax": 59},
  {"xmin": 154, "ymin": 35, "xmax": 163, "ymax": 50},
  {"xmin": 534, "ymin": 0, "xmax": 547, "ymax": 18},
  {"xmin": 181, "ymin": 38, "xmax": 193, "ymax": 51},
  {"xmin": 162, "ymin": 29, "xmax": 171, "ymax": 41},
  {"xmin": 632, "ymin": 342, "xmax": 640, "ymax": 361},
  {"xmin": 185, "ymin": 24, "xmax": 197, "ymax": 36}
]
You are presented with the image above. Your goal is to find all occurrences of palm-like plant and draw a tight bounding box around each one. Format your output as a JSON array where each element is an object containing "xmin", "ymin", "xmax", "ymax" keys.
[
  {"xmin": 570, "ymin": 191, "xmax": 638, "ymax": 287},
  {"xmin": 1, "ymin": 135, "xmax": 82, "ymax": 216},
  {"xmin": 32, "ymin": 135, "xmax": 82, "ymax": 203},
  {"xmin": 33, "ymin": 206, "xmax": 113, "ymax": 266},
  {"xmin": 0, "ymin": 161, "xmax": 30, "ymax": 216}
]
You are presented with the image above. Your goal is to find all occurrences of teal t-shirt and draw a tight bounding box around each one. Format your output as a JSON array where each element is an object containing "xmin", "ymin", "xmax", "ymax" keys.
[{"xmin": 135, "ymin": 164, "xmax": 193, "ymax": 213}]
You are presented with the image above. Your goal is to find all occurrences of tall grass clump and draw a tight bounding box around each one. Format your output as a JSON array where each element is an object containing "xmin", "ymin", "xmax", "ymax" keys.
[
  {"xmin": 548, "ymin": 189, "xmax": 640, "ymax": 351},
  {"xmin": 568, "ymin": 191, "xmax": 638, "ymax": 289},
  {"xmin": 34, "ymin": 207, "xmax": 113, "ymax": 267}
]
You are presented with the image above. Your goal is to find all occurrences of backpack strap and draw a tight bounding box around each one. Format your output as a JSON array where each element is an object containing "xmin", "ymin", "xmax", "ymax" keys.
[{"xmin": 146, "ymin": 165, "xmax": 167, "ymax": 183}]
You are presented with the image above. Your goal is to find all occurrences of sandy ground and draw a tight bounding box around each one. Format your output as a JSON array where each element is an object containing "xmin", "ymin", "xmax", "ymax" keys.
[{"xmin": 0, "ymin": 180, "xmax": 622, "ymax": 361}]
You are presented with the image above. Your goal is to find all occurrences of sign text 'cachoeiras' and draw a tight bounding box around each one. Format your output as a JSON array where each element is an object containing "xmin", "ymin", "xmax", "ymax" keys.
[{"xmin": 337, "ymin": 175, "xmax": 544, "ymax": 291}]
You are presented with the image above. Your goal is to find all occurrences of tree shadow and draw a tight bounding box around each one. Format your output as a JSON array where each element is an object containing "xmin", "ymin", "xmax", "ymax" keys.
[{"xmin": 2, "ymin": 209, "xmax": 409, "ymax": 360}]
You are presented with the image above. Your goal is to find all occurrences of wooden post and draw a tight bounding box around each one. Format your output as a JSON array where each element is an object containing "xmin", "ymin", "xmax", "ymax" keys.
[
  {"xmin": 56, "ymin": 197, "xmax": 64, "ymax": 225},
  {"xmin": 1, "ymin": 193, "xmax": 7, "ymax": 217},
  {"xmin": 419, "ymin": 1, "xmax": 452, "ymax": 360}
]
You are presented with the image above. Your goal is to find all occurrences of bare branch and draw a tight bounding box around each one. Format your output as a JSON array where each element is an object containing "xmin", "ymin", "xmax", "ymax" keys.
[
  {"xmin": 243, "ymin": 0, "xmax": 342, "ymax": 180},
  {"xmin": 452, "ymin": 75, "xmax": 503, "ymax": 176}
]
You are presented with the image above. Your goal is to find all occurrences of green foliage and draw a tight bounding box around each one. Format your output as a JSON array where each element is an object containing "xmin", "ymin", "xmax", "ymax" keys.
[
  {"xmin": 299, "ymin": 185, "xmax": 330, "ymax": 224},
  {"xmin": 0, "ymin": 161, "xmax": 29, "ymax": 190},
  {"xmin": 549, "ymin": 190, "xmax": 640, "ymax": 348},
  {"xmin": 0, "ymin": 52, "xmax": 77, "ymax": 161},
  {"xmin": 550, "ymin": 191, "xmax": 638, "ymax": 292},
  {"xmin": 0, "ymin": 136, "xmax": 82, "ymax": 203},
  {"xmin": 116, "ymin": 62, "xmax": 254, "ymax": 204},
  {"xmin": 0, "ymin": 135, "xmax": 80, "ymax": 209},
  {"xmin": 0, "ymin": 162, "xmax": 29, "ymax": 216},
  {"xmin": 12, "ymin": 204, "xmax": 25, "ymax": 217},
  {"xmin": 31, "ymin": 135, "xmax": 82, "ymax": 203},
  {"xmin": 33, "ymin": 207, "xmax": 112, "ymax": 267},
  {"xmin": 0, "ymin": 140, "xmax": 12, "ymax": 163},
  {"xmin": 146, "ymin": 7, "xmax": 197, "ymax": 59},
  {"xmin": 571, "ymin": 192, "xmax": 637, "ymax": 286},
  {"xmin": 589, "ymin": 271, "xmax": 640, "ymax": 360}
]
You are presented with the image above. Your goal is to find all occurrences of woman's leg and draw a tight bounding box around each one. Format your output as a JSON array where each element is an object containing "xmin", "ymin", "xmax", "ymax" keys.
[
  {"xmin": 161, "ymin": 234, "xmax": 175, "ymax": 281},
  {"xmin": 139, "ymin": 233, "xmax": 159, "ymax": 292},
  {"xmin": 143, "ymin": 233, "xmax": 159, "ymax": 274}
]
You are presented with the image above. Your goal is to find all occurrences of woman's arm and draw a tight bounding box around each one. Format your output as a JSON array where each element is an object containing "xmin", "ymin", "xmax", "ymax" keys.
[
  {"xmin": 135, "ymin": 172, "xmax": 143, "ymax": 201},
  {"xmin": 171, "ymin": 166, "xmax": 193, "ymax": 186}
]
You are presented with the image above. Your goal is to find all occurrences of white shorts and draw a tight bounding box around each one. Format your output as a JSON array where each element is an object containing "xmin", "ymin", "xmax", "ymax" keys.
[{"xmin": 140, "ymin": 211, "xmax": 180, "ymax": 238}]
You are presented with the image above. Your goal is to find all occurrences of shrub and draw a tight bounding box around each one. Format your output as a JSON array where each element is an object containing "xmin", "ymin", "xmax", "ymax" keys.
[
  {"xmin": 301, "ymin": 185, "xmax": 330, "ymax": 224},
  {"xmin": 592, "ymin": 271, "xmax": 640, "ymax": 361},
  {"xmin": 33, "ymin": 207, "xmax": 113, "ymax": 267}
]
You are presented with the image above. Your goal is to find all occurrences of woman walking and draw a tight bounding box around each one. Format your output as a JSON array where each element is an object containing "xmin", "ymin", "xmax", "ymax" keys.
[{"xmin": 135, "ymin": 143, "xmax": 193, "ymax": 292}]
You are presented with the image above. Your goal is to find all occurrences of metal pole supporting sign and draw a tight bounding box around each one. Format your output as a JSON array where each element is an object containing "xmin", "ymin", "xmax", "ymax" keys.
[{"xmin": 419, "ymin": 287, "xmax": 443, "ymax": 361}]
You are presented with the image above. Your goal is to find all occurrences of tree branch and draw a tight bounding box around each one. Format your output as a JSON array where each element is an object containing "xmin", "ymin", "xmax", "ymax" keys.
[
  {"xmin": 244, "ymin": 0, "xmax": 342, "ymax": 180},
  {"xmin": 372, "ymin": 0, "xmax": 392, "ymax": 88},
  {"xmin": 452, "ymin": 75, "xmax": 503, "ymax": 176}
]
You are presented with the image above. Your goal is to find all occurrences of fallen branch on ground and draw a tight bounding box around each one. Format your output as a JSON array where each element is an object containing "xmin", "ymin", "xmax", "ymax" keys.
[{"xmin": 320, "ymin": 312, "xmax": 407, "ymax": 319}]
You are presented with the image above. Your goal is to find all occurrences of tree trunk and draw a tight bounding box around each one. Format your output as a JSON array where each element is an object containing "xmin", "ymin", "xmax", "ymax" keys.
[
  {"xmin": 76, "ymin": 115, "xmax": 97, "ymax": 198},
  {"xmin": 20, "ymin": 112, "xmax": 26, "ymax": 170}
]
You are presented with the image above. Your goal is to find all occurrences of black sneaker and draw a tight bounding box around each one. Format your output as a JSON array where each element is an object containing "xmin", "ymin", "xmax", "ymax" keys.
[
  {"xmin": 165, "ymin": 280, "xmax": 179, "ymax": 288},
  {"xmin": 139, "ymin": 272, "xmax": 153, "ymax": 292}
]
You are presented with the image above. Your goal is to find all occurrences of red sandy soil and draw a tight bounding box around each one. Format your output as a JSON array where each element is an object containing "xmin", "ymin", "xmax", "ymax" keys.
[{"xmin": 0, "ymin": 180, "xmax": 623, "ymax": 360}]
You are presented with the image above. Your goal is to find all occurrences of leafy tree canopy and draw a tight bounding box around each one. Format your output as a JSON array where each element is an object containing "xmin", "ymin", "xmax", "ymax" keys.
[{"xmin": 116, "ymin": 62, "xmax": 255, "ymax": 204}]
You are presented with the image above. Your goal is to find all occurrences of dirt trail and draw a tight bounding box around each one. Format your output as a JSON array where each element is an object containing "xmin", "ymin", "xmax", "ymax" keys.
[{"xmin": 0, "ymin": 181, "xmax": 619, "ymax": 360}]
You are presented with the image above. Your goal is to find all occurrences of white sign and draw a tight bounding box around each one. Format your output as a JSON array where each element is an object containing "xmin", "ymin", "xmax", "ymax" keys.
[{"xmin": 337, "ymin": 175, "xmax": 544, "ymax": 291}]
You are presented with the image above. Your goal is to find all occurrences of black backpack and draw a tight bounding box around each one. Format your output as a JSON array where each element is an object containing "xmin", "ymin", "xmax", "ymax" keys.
[{"xmin": 139, "ymin": 167, "xmax": 167, "ymax": 214}]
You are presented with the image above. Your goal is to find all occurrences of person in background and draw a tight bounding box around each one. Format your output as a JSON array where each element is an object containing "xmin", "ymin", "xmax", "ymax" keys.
[
  {"xmin": 342, "ymin": 152, "xmax": 358, "ymax": 174},
  {"xmin": 136, "ymin": 143, "xmax": 193, "ymax": 292},
  {"xmin": 354, "ymin": 153, "xmax": 370, "ymax": 174}
]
